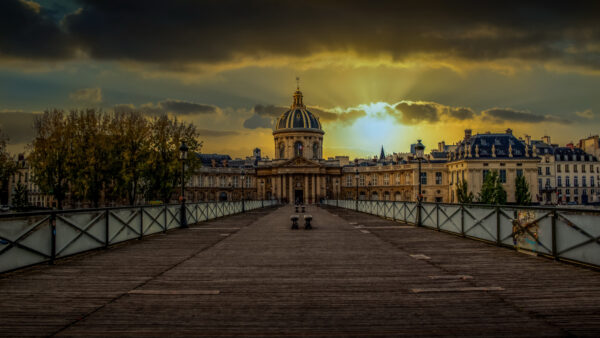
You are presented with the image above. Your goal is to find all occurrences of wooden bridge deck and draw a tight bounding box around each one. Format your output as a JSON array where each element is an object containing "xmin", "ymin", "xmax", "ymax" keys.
[{"xmin": 1, "ymin": 205, "xmax": 599, "ymax": 337}]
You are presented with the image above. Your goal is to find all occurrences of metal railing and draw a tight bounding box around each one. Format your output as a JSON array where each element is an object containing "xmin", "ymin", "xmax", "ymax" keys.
[
  {"xmin": 0, "ymin": 200, "xmax": 278, "ymax": 273},
  {"xmin": 324, "ymin": 199, "xmax": 600, "ymax": 268}
]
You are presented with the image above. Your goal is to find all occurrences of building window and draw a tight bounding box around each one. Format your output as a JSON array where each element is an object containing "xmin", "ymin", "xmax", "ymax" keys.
[
  {"xmin": 582, "ymin": 165, "xmax": 586, "ymax": 173},
  {"xmin": 574, "ymin": 165, "xmax": 578, "ymax": 173},
  {"xmin": 566, "ymin": 176, "xmax": 570, "ymax": 187},
  {"xmin": 590, "ymin": 164, "xmax": 594, "ymax": 173},
  {"xmin": 557, "ymin": 164, "xmax": 561, "ymax": 173},
  {"xmin": 346, "ymin": 175, "xmax": 352, "ymax": 186},
  {"xmin": 565, "ymin": 165, "xmax": 570, "ymax": 173},
  {"xmin": 499, "ymin": 169, "xmax": 506, "ymax": 183},
  {"xmin": 208, "ymin": 176, "xmax": 215, "ymax": 187},
  {"xmin": 359, "ymin": 175, "xmax": 365, "ymax": 186},
  {"xmin": 436, "ymin": 172, "xmax": 442, "ymax": 185},
  {"xmin": 279, "ymin": 143, "xmax": 285, "ymax": 158},
  {"xmin": 538, "ymin": 179, "xmax": 542, "ymax": 192},
  {"xmin": 396, "ymin": 173, "xmax": 401, "ymax": 185},
  {"xmin": 545, "ymin": 167, "xmax": 550, "ymax": 175},
  {"xmin": 383, "ymin": 173, "xmax": 390, "ymax": 185},
  {"xmin": 516, "ymin": 169, "xmax": 523, "ymax": 177},
  {"xmin": 233, "ymin": 176, "xmax": 239, "ymax": 188},
  {"xmin": 219, "ymin": 176, "xmax": 226, "ymax": 187},
  {"xmin": 557, "ymin": 176, "xmax": 562, "ymax": 187},
  {"xmin": 450, "ymin": 171, "xmax": 454, "ymax": 185},
  {"xmin": 538, "ymin": 167, "xmax": 542, "ymax": 175},
  {"xmin": 371, "ymin": 174, "xmax": 377, "ymax": 186},
  {"xmin": 591, "ymin": 176, "xmax": 595, "ymax": 187},
  {"xmin": 583, "ymin": 176, "xmax": 587, "ymax": 187},
  {"xmin": 546, "ymin": 178, "xmax": 550, "ymax": 188},
  {"xmin": 312, "ymin": 143, "xmax": 319, "ymax": 159},
  {"xmin": 245, "ymin": 176, "xmax": 251, "ymax": 188},
  {"xmin": 483, "ymin": 169, "xmax": 489, "ymax": 182},
  {"xmin": 574, "ymin": 176, "xmax": 579, "ymax": 187},
  {"xmin": 294, "ymin": 141, "xmax": 303, "ymax": 157},
  {"xmin": 420, "ymin": 172, "xmax": 427, "ymax": 185}
]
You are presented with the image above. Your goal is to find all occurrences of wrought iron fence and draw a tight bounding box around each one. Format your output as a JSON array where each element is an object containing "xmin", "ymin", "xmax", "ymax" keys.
[
  {"xmin": 0, "ymin": 200, "xmax": 278, "ymax": 273},
  {"xmin": 324, "ymin": 199, "xmax": 600, "ymax": 268}
]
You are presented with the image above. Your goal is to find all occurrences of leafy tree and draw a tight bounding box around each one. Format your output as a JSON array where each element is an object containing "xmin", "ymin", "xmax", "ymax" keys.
[
  {"xmin": 515, "ymin": 175, "xmax": 531, "ymax": 205},
  {"xmin": 478, "ymin": 171, "xmax": 507, "ymax": 205},
  {"xmin": 11, "ymin": 181, "xmax": 28, "ymax": 211},
  {"xmin": 0, "ymin": 131, "xmax": 16, "ymax": 191},
  {"xmin": 456, "ymin": 179, "xmax": 474, "ymax": 203},
  {"xmin": 29, "ymin": 110, "xmax": 72, "ymax": 209},
  {"xmin": 144, "ymin": 115, "xmax": 202, "ymax": 202},
  {"xmin": 111, "ymin": 111, "xmax": 150, "ymax": 205}
]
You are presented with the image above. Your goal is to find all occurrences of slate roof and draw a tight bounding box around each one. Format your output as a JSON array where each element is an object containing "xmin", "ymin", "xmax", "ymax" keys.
[{"xmin": 450, "ymin": 133, "xmax": 536, "ymax": 161}]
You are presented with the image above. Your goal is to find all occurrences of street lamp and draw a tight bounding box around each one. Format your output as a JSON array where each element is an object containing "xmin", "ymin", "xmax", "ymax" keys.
[
  {"xmin": 260, "ymin": 179, "xmax": 265, "ymax": 207},
  {"xmin": 355, "ymin": 162, "xmax": 359, "ymax": 210},
  {"xmin": 415, "ymin": 139, "xmax": 425, "ymax": 226},
  {"xmin": 179, "ymin": 141, "xmax": 189, "ymax": 228},
  {"xmin": 241, "ymin": 168, "xmax": 246, "ymax": 212}
]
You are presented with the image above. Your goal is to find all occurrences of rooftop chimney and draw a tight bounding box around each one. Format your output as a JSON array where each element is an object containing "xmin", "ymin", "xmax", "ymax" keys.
[
  {"xmin": 542, "ymin": 135, "xmax": 551, "ymax": 145},
  {"xmin": 464, "ymin": 129, "xmax": 472, "ymax": 141},
  {"xmin": 506, "ymin": 128, "xmax": 513, "ymax": 135},
  {"xmin": 525, "ymin": 134, "xmax": 531, "ymax": 145},
  {"xmin": 438, "ymin": 141, "xmax": 445, "ymax": 152}
]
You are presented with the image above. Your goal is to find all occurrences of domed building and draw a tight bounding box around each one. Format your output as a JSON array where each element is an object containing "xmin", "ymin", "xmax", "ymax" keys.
[
  {"xmin": 273, "ymin": 87, "xmax": 324, "ymax": 160},
  {"xmin": 251, "ymin": 85, "xmax": 343, "ymax": 204}
]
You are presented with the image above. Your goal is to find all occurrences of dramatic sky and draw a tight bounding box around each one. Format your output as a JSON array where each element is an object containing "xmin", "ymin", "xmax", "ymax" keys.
[{"xmin": 1, "ymin": 0, "xmax": 600, "ymax": 159}]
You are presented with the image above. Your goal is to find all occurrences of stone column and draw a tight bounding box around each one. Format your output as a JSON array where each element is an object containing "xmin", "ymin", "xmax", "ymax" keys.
[
  {"xmin": 281, "ymin": 174, "xmax": 286, "ymax": 201},
  {"xmin": 304, "ymin": 175, "xmax": 309, "ymax": 204},
  {"xmin": 311, "ymin": 174, "xmax": 316, "ymax": 204},
  {"xmin": 289, "ymin": 175, "xmax": 293, "ymax": 204}
]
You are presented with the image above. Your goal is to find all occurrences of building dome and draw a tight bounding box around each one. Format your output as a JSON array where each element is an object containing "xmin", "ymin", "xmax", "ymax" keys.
[{"xmin": 274, "ymin": 88, "xmax": 323, "ymax": 134}]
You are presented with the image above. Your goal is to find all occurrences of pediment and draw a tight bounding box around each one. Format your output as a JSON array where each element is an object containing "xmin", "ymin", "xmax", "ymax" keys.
[{"xmin": 279, "ymin": 156, "xmax": 321, "ymax": 168}]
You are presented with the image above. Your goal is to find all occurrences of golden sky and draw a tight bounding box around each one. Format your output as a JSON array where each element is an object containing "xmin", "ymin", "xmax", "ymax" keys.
[{"xmin": 1, "ymin": 1, "xmax": 600, "ymax": 158}]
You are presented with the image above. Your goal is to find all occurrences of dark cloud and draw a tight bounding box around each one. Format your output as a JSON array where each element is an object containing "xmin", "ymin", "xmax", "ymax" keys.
[
  {"xmin": 446, "ymin": 107, "xmax": 474, "ymax": 120},
  {"xmin": 197, "ymin": 129, "xmax": 239, "ymax": 137},
  {"xmin": 242, "ymin": 104, "xmax": 366, "ymax": 129},
  {"xmin": 482, "ymin": 108, "xmax": 571, "ymax": 124},
  {"xmin": 114, "ymin": 100, "xmax": 217, "ymax": 115},
  {"xmin": 0, "ymin": 0, "xmax": 73, "ymax": 59},
  {"xmin": 243, "ymin": 113, "xmax": 273, "ymax": 129},
  {"xmin": 394, "ymin": 102, "xmax": 439, "ymax": 124},
  {"xmin": 1, "ymin": 1, "xmax": 599, "ymax": 71},
  {"xmin": 253, "ymin": 104, "xmax": 287, "ymax": 118},
  {"xmin": 0, "ymin": 112, "xmax": 37, "ymax": 143}
]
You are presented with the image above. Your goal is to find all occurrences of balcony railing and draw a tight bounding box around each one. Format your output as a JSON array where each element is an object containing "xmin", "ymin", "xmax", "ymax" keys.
[
  {"xmin": 324, "ymin": 199, "xmax": 600, "ymax": 269},
  {"xmin": 0, "ymin": 200, "xmax": 278, "ymax": 274}
]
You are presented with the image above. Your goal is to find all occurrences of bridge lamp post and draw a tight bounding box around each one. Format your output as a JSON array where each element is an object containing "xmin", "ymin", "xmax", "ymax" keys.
[
  {"xmin": 415, "ymin": 139, "xmax": 425, "ymax": 227},
  {"xmin": 241, "ymin": 168, "xmax": 246, "ymax": 212},
  {"xmin": 179, "ymin": 141, "xmax": 189, "ymax": 228}
]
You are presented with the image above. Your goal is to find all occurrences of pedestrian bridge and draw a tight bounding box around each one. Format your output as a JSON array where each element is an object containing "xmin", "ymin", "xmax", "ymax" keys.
[{"xmin": 1, "ymin": 203, "xmax": 599, "ymax": 336}]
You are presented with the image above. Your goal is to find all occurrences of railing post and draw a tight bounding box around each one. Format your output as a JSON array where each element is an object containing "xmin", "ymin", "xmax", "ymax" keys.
[
  {"xmin": 461, "ymin": 205, "xmax": 465, "ymax": 237},
  {"xmin": 552, "ymin": 209, "xmax": 558, "ymax": 260},
  {"xmin": 417, "ymin": 201, "xmax": 422, "ymax": 227},
  {"xmin": 163, "ymin": 204, "xmax": 167, "ymax": 233},
  {"xmin": 139, "ymin": 207, "xmax": 144, "ymax": 240},
  {"xmin": 496, "ymin": 207, "xmax": 501, "ymax": 246},
  {"xmin": 105, "ymin": 209, "xmax": 110, "ymax": 248},
  {"xmin": 50, "ymin": 212, "xmax": 56, "ymax": 265},
  {"xmin": 436, "ymin": 204, "xmax": 440, "ymax": 231}
]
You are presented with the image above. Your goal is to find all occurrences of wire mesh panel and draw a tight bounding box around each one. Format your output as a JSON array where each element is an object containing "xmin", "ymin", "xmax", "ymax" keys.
[
  {"xmin": 462, "ymin": 205, "xmax": 498, "ymax": 242},
  {"xmin": 0, "ymin": 215, "xmax": 51, "ymax": 273},
  {"xmin": 165, "ymin": 205, "xmax": 181, "ymax": 230},
  {"xmin": 437, "ymin": 204, "xmax": 462, "ymax": 233},
  {"xmin": 108, "ymin": 209, "xmax": 141, "ymax": 245},
  {"xmin": 56, "ymin": 211, "xmax": 106, "ymax": 258},
  {"xmin": 421, "ymin": 203, "xmax": 437, "ymax": 228},
  {"xmin": 185, "ymin": 204, "xmax": 199, "ymax": 225},
  {"xmin": 499, "ymin": 207, "xmax": 553, "ymax": 255},
  {"xmin": 405, "ymin": 202, "xmax": 418, "ymax": 224},
  {"xmin": 142, "ymin": 206, "xmax": 165, "ymax": 235},
  {"xmin": 555, "ymin": 210, "xmax": 600, "ymax": 266}
]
